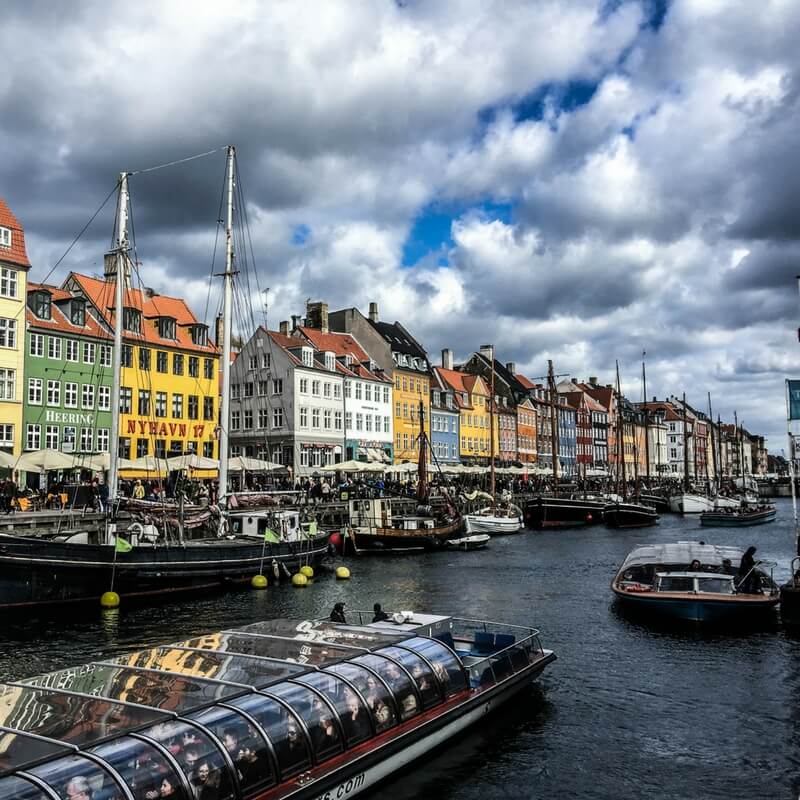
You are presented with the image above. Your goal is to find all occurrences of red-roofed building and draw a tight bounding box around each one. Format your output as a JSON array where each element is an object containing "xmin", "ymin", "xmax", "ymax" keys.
[{"xmin": 0, "ymin": 198, "xmax": 31, "ymax": 455}]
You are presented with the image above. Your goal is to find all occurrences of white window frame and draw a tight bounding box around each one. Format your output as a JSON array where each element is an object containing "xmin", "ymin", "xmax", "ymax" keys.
[
  {"xmin": 83, "ymin": 341, "xmax": 95, "ymax": 364},
  {"xmin": 82, "ymin": 384, "xmax": 95, "ymax": 410},
  {"xmin": 48, "ymin": 336, "xmax": 62, "ymax": 360},
  {"xmin": 0, "ymin": 318, "xmax": 17, "ymax": 349},
  {"xmin": 28, "ymin": 377, "xmax": 42, "ymax": 405},
  {"xmin": 0, "ymin": 368, "xmax": 14, "ymax": 400},
  {"xmin": 64, "ymin": 382, "xmax": 78, "ymax": 408},
  {"xmin": 45, "ymin": 425, "xmax": 59, "ymax": 450},
  {"xmin": 98, "ymin": 385, "xmax": 111, "ymax": 411},
  {"xmin": 65, "ymin": 339, "xmax": 79, "ymax": 362},
  {"xmin": 0, "ymin": 266, "xmax": 16, "ymax": 298},
  {"xmin": 46, "ymin": 379, "xmax": 60, "ymax": 406},
  {"xmin": 26, "ymin": 423, "xmax": 41, "ymax": 450}
]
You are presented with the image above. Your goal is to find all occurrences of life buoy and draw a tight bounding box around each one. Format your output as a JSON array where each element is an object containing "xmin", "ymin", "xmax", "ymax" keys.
[{"xmin": 624, "ymin": 583, "xmax": 652, "ymax": 593}]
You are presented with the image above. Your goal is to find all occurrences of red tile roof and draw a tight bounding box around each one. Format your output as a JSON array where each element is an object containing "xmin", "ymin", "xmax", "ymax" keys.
[
  {"xmin": 26, "ymin": 282, "xmax": 109, "ymax": 339},
  {"xmin": 514, "ymin": 373, "xmax": 536, "ymax": 391},
  {"xmin": 295, "ymin": 327, "xmax": 391, "ymax": 383},
  {"xmin": 68, "ymin": 272, "xmax": 218, "ymax": 355},
  {"xmin": 0, "ymin": 198, "xmax": 31, "ymax": 268}
]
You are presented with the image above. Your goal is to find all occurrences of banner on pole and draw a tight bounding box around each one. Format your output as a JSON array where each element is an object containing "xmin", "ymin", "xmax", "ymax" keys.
[{"xmin": 787, "ymin": 380, "xmax": 800, "ymax": 420}]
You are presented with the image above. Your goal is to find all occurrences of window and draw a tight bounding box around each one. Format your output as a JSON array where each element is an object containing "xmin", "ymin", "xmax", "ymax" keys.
[
  {"xmin": 138, "ymin": 389, "xmax": 150, "ymax": 416},
  {"xmin": 45, "ymin": 425, "xmax": 59, "ymax": 449},
  {"xmin": 312, "ymin": 380, "xmax": 320, "ymax": 396},
  {"xmin": 300, "ymin": 407, "xmax": 308, "ymax": 428},
  {"xmin": 345, "ymin": 411, "xmax": 352, "ymax": 430},
  {"xmin": 242, "ymin": 382, "xmax": 253, "ymax": 398},
  {"xmin": 243, "ymin": 409, "xmax": 252, "ymax": 429},
  {"xmin": 97, "ymin": 429, "xmax": 110, "ymax": 452},
  {"xmin": 355, "ymin": 382, "xmax": 362, "ymax": 400},
  {"xmin": 26, "ymin": 424, "xmax": 40, "ymax": 450},
  {"xmin": 312, "ymin": 408, "xmax": 320, "ymax": 428},
  {"xmin": 323, "ymin": 382, "xmax": 331, "ymax": 398},
  {"xmin": 0, "ymin": 318, "xmax": 17, "ymax": 349},
  {"xmin": 190, "ymin": 325, "xmax": 208, "ymax": 346},
  {"xmin": 99, "ymin": 344, "xmax": 111, "ymax": 366},
  {"xmin": 384, "ymin": 417, "xmax": 390, "ymax": 433},
  {"xmin": 300, "ymin": 378, "xmax": 308, "ymax": 394},
  {"xmin": 157, "ymin": 351, "xmax": 168, "ymax": 373},
  {"xmin": 365, "ymin": 414, "xmax": 372, "ymax": 432},
  {"xmin": 135, "ymin": 437, "xmax": 148, "ymax": 458},
  {"xmin": 65, "ymin": 339, "xmax": 78, "ymax": 362},
  {"xmin": 83, "ymin": 341, "xmax": 95, "ymax": 364},
  {"xmin": 151, "ymin": 391, "xmax": 166, "ymax": 418},
  {"xmin": 139, "ymin": 347, "xmax": 151, "ymax": 371},
  {"xmin": 0, "ymin": 424, "xmax": 12, "ymax": 450},
  {"xmin": 262, "ymin": 353, "xmax": 270, "ymax": 368},
  {"xmin": 47, "ymin": 336, "xmax": 61, "ymax": 360},
  {"xmin": 172, "ymin": 393, "xmax": 183, "ymax": 418},
  {"xmin": 248, "ymin": 355, "xmax": 258, "ymax": 370},
  {"xmin": 365, "ymin": 383, "xmax": 372, "ymax": 401},
  {"xmin": 121, "ymin": 344, "xmax": 133, "ymax": 368},
  {"xmin": 344, "ymin": 382, "xmax": 351, "ymax": 398},
  {"xmin": 119, "ymin": 387, "xmax": 132, "ymax": 414},
  {"xmin": 82, "ymin": 384, "xmax": 95, "ymax": 409},
  {"xmin": 258, "ymin": 408, "xmax": 268, "ymax": 428},
  {"xmin": 231, "ymin": 410, "xmax": 240, "ymax": 430},
  {"xmin": 204, "ymin": 358, "xmax": 214, "ymax": 379},
  {"xmin": 334, "ymin": 384, "xmax": 341, "ymax": 399},
  {"xmin": 188, "ymin": 356, "xmax": 199, "ymax": 378},
  {"xmin": 70, "ymin": 300, "xmax": 85, "ymax": 326},
  {"xmin": 64, "ymin": 382, "xmax": 78, "ymax": 408},
  {"xmin": 302, "ymin": 348, "xmax": 314, "ymax": 367},
  {"xmin": 258, "ymin": 380, "xmax": 268, "ymax": 396},
  {"xmin": 324, "ymin": 409, "xmax": 332, "ymax": 429},
  {"xmin": 157, "ymin": 317, "xmax": 176, "ymax": 339},
  {"xmin": 98, "ymin": 385, "xmax": 111, "ymax": 411},
  {"xmin": 231, "ymin": 384, "xmax": 240, "ymax": 399},
  {"xmin": 270, "ymin": 378, "xmax": 282, "ymax": 394},
  {"xmin": 28, "ymin": 377, "xmax": 42, "ymax": 405},
  {"xmin": 46, "ymin": 380, "xmax": 60, "ymax": 406},
  {"xmin": 118, "ymin": 437, "xmax": 131, "ymax": 459},
  {"xmin": 0, "ymin": 368, "xmax": 13, "ymax": 400},
  {"xmin": 273, "ymin": 408, "xmax": 283, "ymax": 429},
  {"xmin": 153, "ymin": 438, "xmax": 166, "ymax": 458},
  {"xmin": 173, "ymin": 353, "xmax": 184, "ymax": 375},
  {"xmin": 0, "ymin": 267, "xmax": 17, "ymax": 298},
  {"xmin": 403, "ymin": 402, "xmax": 408, "ymax": 419},
  {"xmin": 81, "ymin": 428, "xmax": 94, "ymax": 451},
  {"xmin": 188, "ymin": 395, "xmax": 199, "ymax": 420},
  {"xmin": 123, "ymin": 307, "xmax": 141, "ymax": 333},
  {"xmin": 203, "ymin": 397, "xmax": 214, "ymax": 420},
  {"xmin": 335, "ymin": 411, "xmax": 343, "ymax": 430},
  {"xmin": 203, "ymin": 441, "xmax": 214, "ymax": 458},
  {"xmin": 356, "ymin": 413, "xmax": 363, "ymax": 431}
]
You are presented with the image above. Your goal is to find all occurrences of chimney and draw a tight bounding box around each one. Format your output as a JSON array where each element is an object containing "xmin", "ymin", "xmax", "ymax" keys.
[
  {"xmin": 479, "ymin": 344, "xmax": 494, "ymax": 361},
  {"xmin": 506, "ymin": 361, "xmax": 516, "ymax": 374},
  {"xmin": 369, "ymin": 302, "xmax": 379, "ymax": 323},
  {"xmin": 291, "ymin": 314, "xmax": 301, "ymax": 332},
  {"xmin": 441, "ymin": 349, "xmax": 453, "ymax": 370},
  {"xmin": 215, "ymin": 314, "xmax": 223, "ymax": 347},
  {"xmin": 305, "ymin": 301, "xmax": 329, "ymax": 333},
  {"xmin": 279, "ymin": 320, "xmax": 290, "ymax": 336},
  {"xmin": 589, "ymin": 376, "xmax": 598, "ymax": 384}
]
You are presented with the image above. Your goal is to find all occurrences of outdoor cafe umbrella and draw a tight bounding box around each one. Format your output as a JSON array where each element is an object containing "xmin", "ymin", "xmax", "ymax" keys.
[
  {"xmin": 227, "ymin": 455, "xmax": 284, "ymax": 472},
  {"xmin": 16, "ymin": 449, "xmax": 78, "ymax": 472},
  {"xmin": 320, "ymin": 459, "xmax": 384, "ymax": 473},
  {"xmin": 166, "ymin": 453, "xmax": 219, "ymax": 471}
]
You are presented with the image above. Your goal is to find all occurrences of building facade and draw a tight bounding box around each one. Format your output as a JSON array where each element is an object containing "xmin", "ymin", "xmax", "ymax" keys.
[
  {"xmin": 433, "ymin": 360, "xmax": 490, "ymax": 463},
  {"xmin": 0, "ymin": 199, "xmax": 31, "ymax": 455},
  {"xmin": 430, "ymin": 373, "xmax": 460, "ymax": 464},
  {"xmin": 516, "ymin": 397, "xmax": 537, "ymax": 464}
]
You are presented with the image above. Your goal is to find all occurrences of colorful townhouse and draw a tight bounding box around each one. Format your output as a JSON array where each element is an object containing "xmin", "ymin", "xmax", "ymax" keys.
[
  {"xmin": 516, "ymin": 397, "xmax": 537, "ymax": 464},
  {"xmin": 581, "ymin": 379, "xmax": 617, "ymax": 473},
  {"xmin": 65, "ymin": 271, "xmax": 220, "ymax": 462},
  {"xmin": 557, "ymin": 398, "xmax": 577, "ymax": 476},
  {"xmin": 430, "ymin": 367, "xmax": 460, "ymax": 464},
  {"xmin": 22, "ymin": 283, "xmax": 114, "ymax": 481},
  {"xmin": 0, "ymin": 199, "xmax": 31, "ymax": 455}
]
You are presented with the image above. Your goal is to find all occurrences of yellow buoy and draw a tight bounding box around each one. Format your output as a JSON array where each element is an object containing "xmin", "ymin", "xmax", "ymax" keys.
[
  {"xmin": 291, "ymin": 573, "xmax": 309, "ymax": 587},
  {"xmin": 100, "ymin": 591, "xmax": 120, "ymax": 608},
  {"xmin": 251, "ymin": 574, "xmax": 268, "ymax": 589},
  {"xmin": 335, "ymin": 566, "xmax": 351, "ymax": 580},
  {"xmin": 300, "ymin": 565, "xmax": 314, "ymax": 578}
]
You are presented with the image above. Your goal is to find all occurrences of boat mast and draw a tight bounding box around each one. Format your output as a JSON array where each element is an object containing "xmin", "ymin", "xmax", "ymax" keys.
[
  {"xmin": 547, "ymin": 360, "xmax": 560, "ymax": 488},
  {"xmin": 107, "ymin": 172, "xmax": 129, "ymax": 522},
  {"xmin": 733, "ymin": 410, "xmax": 740, "ymax": 478},
  {"xmin": 489, "ymin": 345, "xmax": 495, "ymax": 506},
  {"xmin": 616, "ymin": 361, "xmax": 626, "ymax": 501},
  {"xmin": 218, "ymin": 145, "xmax": 235, "ymax": 505},
  {"xmin": 708, "ymin": 393, "xmax": 718, "ymax": 489},
  {"xmin": 642, "ymin": 353, "xmax": 650, "ymax": 489},
  {"xmin": 417, "ymin": 400, "xmax": 428, "ymax": 502},
  {"xmin": 682, "ymin": 392, "xmax": 690, "ymax": 492}
]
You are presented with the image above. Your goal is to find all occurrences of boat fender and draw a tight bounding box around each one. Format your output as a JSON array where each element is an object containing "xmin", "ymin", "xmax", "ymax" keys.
[
  {"xmin": 272, "ymin": 559, "xmax": 280, "ymax": 579},
  {"xmin": 281, "ymin": 562, "xmax": 292, "ymax": 579},
  {"xmin": 625, "ymin": 583, "xmax": 652, "ymax": 593}
]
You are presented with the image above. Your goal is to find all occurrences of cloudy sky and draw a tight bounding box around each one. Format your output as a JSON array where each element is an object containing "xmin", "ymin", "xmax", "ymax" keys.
[{"xmin": 3, "ymin": 0, "xmax": 799, "ymax": 449}]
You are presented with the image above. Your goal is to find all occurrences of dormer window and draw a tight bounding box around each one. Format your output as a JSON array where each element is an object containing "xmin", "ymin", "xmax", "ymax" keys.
[
  {"xmin": 301, "ymin": 347, "xmax": 314, "ymax": 368},
  {"xmin": 157, "ymin": 316, "xmax": 176, "ymax": 339},
  {"xmin": 70, "ymin": 298, "xmax": 85, "ymax": 327},
  {"xmin": 368, "ymin": 359, "xmax": 377, "ymax": 372},
  {"xmin": 31, "ymin": 291, "xmax": 51, "ymax": 320},
  {"xmin": 0, "ymin": 227, "xmax": 10, "ymax": 248},
  {"xmin": 324, "ymin": 351, "xmax": 336, "ymax": 371},
  {"xmin": 123, "ymin": 307, "xmax": 141, "ymax": 333},
  {"xmin": 190, "ymin": 324, "xmax": 208, "ymax": 346},
  {"xmin": 432, "ymin": 390, "xmax": 440, "ymax": 406}
]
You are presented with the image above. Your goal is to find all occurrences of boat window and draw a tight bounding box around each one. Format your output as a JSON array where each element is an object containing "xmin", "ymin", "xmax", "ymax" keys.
[
  {"xmin": 324, "ymin": 663, "xmax": 397, "ymax": 734},
  {"xmin": 227, "ymin": 694, "xmax": 310, "ymax": 781},
  {"xmin": 658, "ymin": 576, "xmax": 694, "ymax": 592},
  {"xmin": 0, "ymin": 729, "xmax": 71, "ymax": 777},
  {"xmin": 294, "ymin": 673, "xmax": 372, "ymax": 747},
  {"xmin": 375, "ymin": 647, "xmax": 441, "ymax": 709},
  {"xmin": 29, "ymin": 754, "xmax": 126, "ymax": 800},
  {"xmin": 189, "ymin": 705, "xmax": 275, "ymax": 797},
  {"xmin": 233, "ymin": 619, "xmax": 407, "ymax": 648},
  {"xmin": 401, "ymin": 637, "xmax": 467, "ymax": 695},
  {"xmin": 139, "ymin": 719, "xmax": 234, "ymax": 800},
  {"xmin": 90, "ymin": 736, "xmax": 188, "ymax": 800},
  {"xmin": 264, "ymin": 683, "xmax": 343, "ymax": 762},
  {"xmin": 0, "ymin": 687, "xmax": 164, "ymax": 748},
  {"xmin": 352, "ymin": 654, "xmax": 420, "ymax": 721},
  {"xmin": 0, "ymin": 775, "xmax": 54, "ymax": 799},
  {"xmin": 697, "ymin": 577, "xmax": 735, "ymax": 595}
]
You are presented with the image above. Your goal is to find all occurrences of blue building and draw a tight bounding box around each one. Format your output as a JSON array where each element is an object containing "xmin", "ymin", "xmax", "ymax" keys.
[
  {"xmin": 430, "ymin": 373, "xmax": 460, "ymax": 464},
  {"xmin": 558, "ymin": 399, "xmax": 577, "ymax": 477}
]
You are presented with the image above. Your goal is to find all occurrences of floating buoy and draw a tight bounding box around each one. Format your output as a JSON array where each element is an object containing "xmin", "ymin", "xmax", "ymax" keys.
[
  {"xmin": 100, "ymin": 591, "xmax": 120, "ymax": 608},
  {"xmin": 329, "ymin": 532, "xmax": 343, "ymax": 552},
  {"xmin": 335, "ymin": 566, "xmax": 351, "ymax": 580},
  {"xmin": 585, "ymin": 513, "xmax": 593, "ymax": 523},
  {"xmin": 300, "ymin": 565, "xmax": 314, "ymax": 578},
  {"xmin": 292, "ymin": 573, "xmax": 308, "ymax": 587},
  {"xmin": 251, "ymin": 574, "xmax": 268, "ymax": 589}
]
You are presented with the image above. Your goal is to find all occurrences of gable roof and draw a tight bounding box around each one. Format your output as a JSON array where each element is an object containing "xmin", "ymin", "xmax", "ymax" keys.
[
  {"xmin": 0, "ymin": 198, "xmax": 31, "ymax": 268},
  {"xmin": 295, "ymin": 327, "xmax": 390, "ymax": 383},
  {"xmin": 369, "ymin": 319, "xmax": 429, "ymax": 366},
  {"xmin": 26, "ymin": 282, "xmax": 108, "ymax": 339},
  {"xmin": 514, "ymin": 373, "xmax": 537, "ymax": 391}
]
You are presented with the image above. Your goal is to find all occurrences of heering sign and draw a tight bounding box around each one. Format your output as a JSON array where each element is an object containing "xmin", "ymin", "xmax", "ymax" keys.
[
  {"xmin": 126, "ymin": 419, "xmax": 207, "ymax": 438},
  {"xmin": 45, "ymin": 410, "xmax": 95, "ymax": 426}
]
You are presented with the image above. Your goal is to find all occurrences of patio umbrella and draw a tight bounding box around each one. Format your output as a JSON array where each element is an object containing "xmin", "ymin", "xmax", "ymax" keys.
[
  {"xmin": 16, "ymin": 449, "xmax": 77, "ymax": 472},
  {"xmin": 227, "ymin": 455, "xmax": 284, "ymax": 472},
  {"xmin": 166, "ymin": 453, "xmax": 219, "ymax": 471}
]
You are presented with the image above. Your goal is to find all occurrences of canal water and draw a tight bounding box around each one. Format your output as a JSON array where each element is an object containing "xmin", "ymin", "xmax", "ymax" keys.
[{"xmin": 1, "ymin": 500, "xmax": 799, "ymax": 799}]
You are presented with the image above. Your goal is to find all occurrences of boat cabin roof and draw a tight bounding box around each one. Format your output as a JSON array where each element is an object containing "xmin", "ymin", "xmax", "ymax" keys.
[
  {"xmin": 620, "ymin": 542, "xmax": 744, "ymax": 571},
  {"xmin": 655, "ymin": 571, "xmax": 734, "ymax": 580}
]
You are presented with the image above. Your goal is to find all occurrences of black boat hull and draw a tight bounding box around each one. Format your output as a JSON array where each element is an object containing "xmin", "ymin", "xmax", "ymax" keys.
[
  {"xmin": 603, "ymin": 503, "xmax": 660, "ymax": 529},
  {"xmin": 0, "ymin": 533, "xmax": 330, "ymax": 608},
  {"xmin": 352, "ymin": 519, "xmax": 463, "ymax": 553},
  {"xmin": 524, "ymin": 497, "xmax": 606, "ymax": 529}
]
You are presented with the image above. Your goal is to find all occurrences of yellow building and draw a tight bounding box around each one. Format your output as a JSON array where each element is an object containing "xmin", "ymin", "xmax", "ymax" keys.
[
  {"xmin": 392, "ymin": 365, "xmax": 430, "ymax": 461},
  {"xmin": 434, "ymin": 367, "xmax": 490, "ymax": 461},
  {"xmin": 0, "ymin": 199, "xmax": 31, "ymax": 456},
  {"xmin": 65, "ymin": 272, "xmax": 220, "ymax": 468}
]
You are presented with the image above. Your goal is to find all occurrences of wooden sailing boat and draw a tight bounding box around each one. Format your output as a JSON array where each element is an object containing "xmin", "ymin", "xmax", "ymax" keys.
[{"xmin": 669, "ymin": 393, "xmax": 713, "ymax": 513}]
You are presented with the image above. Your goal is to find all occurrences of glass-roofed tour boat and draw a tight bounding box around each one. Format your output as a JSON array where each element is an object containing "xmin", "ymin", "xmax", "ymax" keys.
[{"xmin": 0, "ymin": 611, "xmax": 554, "ymax": 800}]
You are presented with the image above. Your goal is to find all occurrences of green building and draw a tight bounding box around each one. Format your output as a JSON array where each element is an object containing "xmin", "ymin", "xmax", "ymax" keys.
[{"xmin": 22, "ymin": 282, "xmax": 114, "ymax": 483}]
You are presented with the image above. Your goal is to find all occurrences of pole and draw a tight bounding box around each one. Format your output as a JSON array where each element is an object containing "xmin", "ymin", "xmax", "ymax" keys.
[
  {"xmin": 547, "ymin": 360, "xmax": 560, "ymax": 487},
  {"xmin": 107, "ymin": 172, "xmax": 129, "ymax": 524},
  {"xmin": 734, "ymin": 410, "xmax": 741, "ymax": 478},
  {"xmin": 489, "ymin": 345, "xmax": 495, "ymax": 505},
  {"xmin": 708, "ymin": 393, "xmax": 718, "ymax": 488},
  {"xmin": 786, "ymin": 381, "xmax": 800, "ymax": 555},
  {"xmin": 682, "ymin": 393, "xmax": 690, "ymax": 492},
  {"xmin": 642, "ymin": 354, "xmax": 650, "ymax": 488},
  {"xmin": 616, "ymin": 361, "xmax": 626, "ymax": 500},
  {"xmin": 218, "ymin": 145, "xmax": 235, "ymax": 504}
]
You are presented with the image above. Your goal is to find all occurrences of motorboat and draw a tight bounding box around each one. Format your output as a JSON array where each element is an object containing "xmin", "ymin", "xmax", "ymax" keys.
[
  {"xmin": 637, "ymin": 492, "xmax": 670, "ymax": 513},
  {"xmin": 524, "ymin": 495, "xmax": 606, "ymax": 529},
  {"xmin": 611, "ymin": 542, "xmax": 779, "ymax": 623},
  {"xmin": 668, "ymin": 493, "xmax": 715, "ymax": 514},
  {"xmin": 712, "ymin": 495, "xmax": 741, "ymax": 511},
  {"xmin": 700, "ymin": 505, "xmax": 777, "ymax": 527},
  {"xmin": 464, "ymin": 506, "xmax": 523, "ymax": 535},
  {"xmin": 602, "ymin": 501, "xmax": 660, "ymax": 529},
  {"xmin": 0, "ymin": 612, "xmax": 555, "ymax": 800},
  {"xmin": 446, "ymin": 534, "xmax": 491, "ymax": 550}
]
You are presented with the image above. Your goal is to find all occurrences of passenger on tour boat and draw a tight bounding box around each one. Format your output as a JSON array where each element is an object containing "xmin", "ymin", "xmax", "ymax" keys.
[
  {"xmin": 372, "ymin": 603, "xmax": 389, "ymax": 622},
  {"xmin": 191, "ymin": 760, "xmax": 220, "ymax": 800},
  {"xmin": 737, "ymin": 546, "xmax": 761, "ymax": 594},
  {"xmin": 690, "ymin": 559, "xmax": 702, "ymax": 571},
  {"xmin": 65, "ymin": 776, "xmax": 92, "ymax": 799},
  {"xmin": 330, "ymin": 602, "xmax": 347, "ymax": 623}
]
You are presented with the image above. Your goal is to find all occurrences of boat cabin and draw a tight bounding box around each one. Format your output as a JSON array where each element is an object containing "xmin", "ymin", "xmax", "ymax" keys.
[
  {"xmin": 229, "ymin": 510, "xmax": 319, "ymax": 542},
  {"xmin": 348, "ymin": 499, "xmax": 392, "ymax": 530},
  {"xmin": 654, "ymin": 572, "xmax": 736, "ymax": 595}
]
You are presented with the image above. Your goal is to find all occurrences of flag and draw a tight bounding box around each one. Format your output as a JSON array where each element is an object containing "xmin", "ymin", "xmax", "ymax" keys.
[
  {"xmin": 263, "ymin": 528, "xmax": 280, "ymax": 543},
  {"xmin": 114, "ymin": 536, "xmax": 133, "ymax": 553},
  {"xmin": 788, "ymin": 380, "xmax": 800, "ymax": 420}
]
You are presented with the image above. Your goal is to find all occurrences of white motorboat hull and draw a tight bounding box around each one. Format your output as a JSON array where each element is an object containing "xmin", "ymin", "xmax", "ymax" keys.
[
  {"xmin": 669, "ymin": 493, "xmax": 714, "ymax": 514},
  {"xmin": 713, "ymin": 496, "xmax": 741, "ymax": 510},
  {"xmin": 464, "ymin": 514, "xmax": 524, "ymax": 535},
  {"xmin": 446, "ymin": 534, "xmax": 491, "ymax": 550}
]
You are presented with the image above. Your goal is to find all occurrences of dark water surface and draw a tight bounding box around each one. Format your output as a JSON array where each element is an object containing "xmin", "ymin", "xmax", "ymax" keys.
[{"xmin": 1, "ymin": 500, "xmax": 799, "ymax": 799}]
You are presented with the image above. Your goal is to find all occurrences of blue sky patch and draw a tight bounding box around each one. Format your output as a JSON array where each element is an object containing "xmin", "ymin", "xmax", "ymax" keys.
[{"xmin": 291, "ymin": 223, "xmax": 311, "ymax": 246}]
